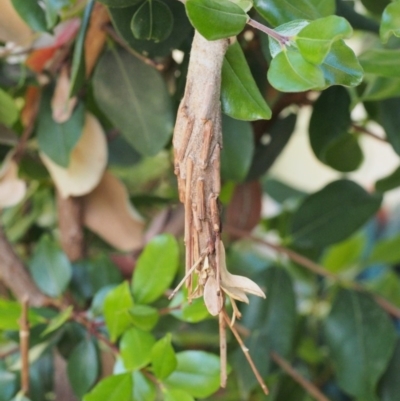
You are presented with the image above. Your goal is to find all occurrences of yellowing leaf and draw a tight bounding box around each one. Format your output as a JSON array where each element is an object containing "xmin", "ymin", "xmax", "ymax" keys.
[
  {"xmin": 40, "ymin": 112, "xmax": 107, "ymax": 198},
  {"xmin": 82, "ymin": 171, "xmax": 145, "ymax": 251}
]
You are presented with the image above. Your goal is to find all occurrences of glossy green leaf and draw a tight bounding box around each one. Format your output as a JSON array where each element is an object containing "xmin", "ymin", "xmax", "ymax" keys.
[
  {"xmin": 360, "ymin": 0, "xmax": 390, "ymax": 15},
  {"xmin": 83, "ymin": 373, "xmax": 132, "ymax": 401},
  {"xmin": 37, "ymin": 87, "xmax": 84, "ymax": 167},
  {"xmin": 221, "ymin": 115, "xmax": 254, "ymax": 182},
  {"xmin": 164, "ymin": 351, "xmax": 220, "ymax": 398},
  {"xmin": 291, "ymin": 180, "xmax": 382, "ymax": 247},
  {"xmin": 0, "ymin": 299, "xmax": 43, "ymax": 330},
  {"xmin": 367, "ymin": 271, "xmax": 400, "ymax": 308},
  {"xmin": 378, "ymin": 98, "xmax": 400, "ymax": 155},
  {"xmin": 295, "ymin": 16, "xmax": 353, "ymax": 65},
  {"xmin": 221, "ymin": 42, "xmax": 271, "ymax": 121},
  {"xmin": 380, "ymin": 340, "xmax": 400, "ymax": 401},
  {"xmin": 97, "ymin": 0, "xmax": 142, "ymax": 6},
  {"xmin": 132, "ymin": 234, "xmax": 179, "ymax": 304},
  {"xmin": 380, "ymin": 1, "xmax": 400, "ymax": 43},
  {"xmin": 129, "ymin": 305, "xmax": 159, "ymax": 331},
  {"xmin": 70, "ymin": 0, "xmax": 94, "ymax": 97},
  {"xmin": 41, "ymin": 306, "xmax": 73, "ymax": 336},
  {"xmin": 368, "ymin": 234, "xmax": 400, "ymax": 265},
  {"xmin": 262, "ymin": 177, "xmax": 306, "ymax": 203},
  {"xmin": 164, "ymin": 388, "xmax": 194, "ymax": 401},
  {"xmin": 120, "ymin": 327, "xmax": 156, "ymax": 370},
  {"xmin": 268, "ymin": 49, "xmax": 325, "ymax": 92},
  {"xmin": 185, "ymin": 0, "xmax": 247, "ymax": 40},
  {"xmin": 322, "ymin": 233, "xmax": 365, "ymax": 273},
  {"xmin": 324, "ymin": 133, "xmax": 363, "ymax": 172},
  {"xmin": 103, "ymin": 281, "xmax": 134, "ymax": 342},
  {"xmin": 42, "ymin": 0, "xmax": 66, "ymax": 29},
  {"xmin": 362, "ymin": 77, "xmax": 400, "ymax": 101},
  {"xmin": 11, "ymin": 0, "xmax": 47, "ymax": 32},
  {"xmin": 229, "ymin": 0, "xmax": 252, "ymax": 12},
  {"xmin": 319, "ymin": 40, "xmax": 363, "ymax": 87},
  {"xmin": 131, "ymin": 0, "xmax": 173, "ymax": 42},
  {"xmin": 0, "ymin": 89, "xmax": 18, "ymax": 128},
  {"xmin": 309, "ymin": 86, "xmax": 351, "ymax": 163},
  {"xmin": 151, "ymin": 334, "xmax": 177, "ymax": 379},
  {"xmin": 67, "ymin": 339, "xmax": 99, "ymax": 397},
  {"xmin": 254, "ymin": 0, "xmax": 335, "ymax": 27},
  {"xmin": 0, "ymin": 370, "xmax": 17, "ymax": 401},
  {"xmin": 375, "ymin": 165, "xmax": 400, "ymax": 192},
  {"xmin": 29, "ymin": 235, "xmax": 72, "ymax": 297},
  {"xmin": 324, "ymin": 289, "xmax": 396, "ymax": 400},
  {"xmin": 359, "ymin": 49, "xmax": 400, "ymax": 78},
  {"xmin": 93, "ymin": 48, "xmax": 173, "ymax": 156},
  {"xmin": 108, "ymin": 0, "xmax": 192, "ymax": 58},
  {"xmin": 10, "ymin": 393, "xmax": 31, "ymax": 401},
  {"xmin": 132, "ymin": 371, "xmax": 156, "ymax": 401},
  {"xmin": 169, "ymin": 291, "xmax": 209, "ymax": 323}
]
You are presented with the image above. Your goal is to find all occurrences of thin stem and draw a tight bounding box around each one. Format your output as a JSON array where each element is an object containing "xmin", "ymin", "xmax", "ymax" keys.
[
  {"xmin": 247, "ymin": 19, "xmax": 290, "ymax": 45},
  {"xmin": 271, "ymin": 352, "xmax": 332, "ymax": 401},
  {"xmin": 225, "ymin": 226, "xmax": 400, "ymax": 319},
  {"xmin": 352, "ymin": 124, "xmax": 388, "ymax": 143},
  {"xmin": 219, "ymin": 311, "xmax": 227, "ymax": 388},
  {"xmin": 222, "ymin": 310, "xmax": 269, "ymax": 395}
]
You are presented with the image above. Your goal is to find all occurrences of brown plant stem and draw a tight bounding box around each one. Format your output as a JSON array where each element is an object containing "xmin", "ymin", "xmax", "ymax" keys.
[
  {"xmin": 351, "ymin": 124, "xmax": 388, "ymax": 143},
  {"xmin": 225, "ymin": 225, "xmax": 400, "ymax": 319},
  {"xmin": 19, "ymin": 297, "xmax": 30, "ymax": 396},
  {"xmin": 271, "ymin": 351, "xmax": 331, "ymax": 401},
  {"xmin": 0, "ymin": 226, "xmax": 49, "ymax": 307}
]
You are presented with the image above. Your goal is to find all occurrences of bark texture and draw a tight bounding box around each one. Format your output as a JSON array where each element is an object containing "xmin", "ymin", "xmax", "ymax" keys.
[{"xmin": 173, "ymin": 32, "xmax": 229, "ymax": 295}]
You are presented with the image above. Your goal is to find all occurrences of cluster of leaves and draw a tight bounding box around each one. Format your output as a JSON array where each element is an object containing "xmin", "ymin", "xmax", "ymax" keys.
[{"xmin": 0, "ymin": 0, "xmax": 400, "ymax": 401}]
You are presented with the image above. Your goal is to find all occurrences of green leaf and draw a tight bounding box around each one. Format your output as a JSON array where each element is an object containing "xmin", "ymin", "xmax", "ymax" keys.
[
  {"xmin": 103, "ymin": 281, "xmax": 134, "ymax": 342},
  {"xmin": 70, "ymin": 0, "xmax": 94, "ymax": 97},
  {"xmin": 83, "ymin": 373, "xmax": 132, "ymax": 401},
  {"xmin": 229, "ymin": 0, "xmax": 252, "ymax": 12},
  {"xmin": 368, "ymin": 234, "xmax": 400, "ymax": 264},
  {"xmin": 164, "ymin": 351, "xmax": 220, "ymax": 398},
  {"xmin": 221, "ymin": 115, "xmax": 254, "ymax": 182},
  {"xmin": 97, "ymin": 0, "xmax": 142, "ymax": 6},
  {"xmin": 291, "ymin": 180, "xmax": 382, "ymax": 247},
  {"xmin": 37, "ymin": 87, "xmax": 85, "ymax": 167},
  {"xmin": 268, "ymin": 49, "xmax": 325, "ymax": 92},
  {"xmin": 319, "ymin": 40, "xmax": 363, "ymax": 87},
  {"xmin": 151, "ymin": 334, "xmax": 177, "ymax": 379},
  {"xmin": 324, "ymin": 289, "xmax": 396, "ymax": 401},
  {"xmin": 169, "ymin": 291, "xmax": 210, "ymax": 323},
  {"xmin": 360, "ymin": 0, "xmax": 390, "ymax": 15},
  {"xmin": 362, "ymin": 76, "xmax": 400, "ymax": 102},
  {"xmin": 42, "ymin": 0, "xmax": 63, "ymax": 29},
  {"xmin": 132, "ymin": 371, "xmax": 156, "ymax": 401},
  {"xmin": 380, "ymin": 1, "xmax": 400, "ymax": 43},
  {"xmin": 185, "ymin": 0, "xmax": 248, "ymax": 40},
  {"xmin": 367, "ymin": 271, "xmax": 400, "ymax": 308},
  {"xmin": 295, "ymin": 16, "xmax": 353, "ymax": 65},
  {"xmin": 221, "ymin": 41, "xmax": 271, "ymax": 121},
  {"xmin": 0, "ymin": 299, "xmax": 43, "ymax": 330},
  {"xmin": 129, "ymin": 305, "xmax": 159, "ymax": 331},
  {"xmin": 378, "ymin": 98, "xmax": 400, "ymax": 156},
  {"xmin": 41, "ymin": 306, "xmax": 73, "ymax": 336},
  {"xmin": 109, "ymin": 0, "xmax": 193, "ymax": 58},
  {"xmin": 164, "ymin": 388, "xmax": 194, "ymax": 401},
  {"xmin": 380, "ymin": 340, "xmax": 400, "ymax": 401},
  {"xmin": 0, "ymin": 88, "xmax": 18, "ymax": 127},
  {"xmin": 120, "ymin": 327, "xmax": 156, "ymax": 370},
  {"xmin": 254, "ymin": 0, "xmax": 335, "ymax": 27},
  {"xmin": 67, "ymin": 339, "xmax": 99, "ymax": 397},
  {"xmin": 322, "ymin": 233, "xmax": 365, "ymax": 273},
  {"xmin": 93, "ymin": 48, "xmax": 173, "ymax": 156},
  {"xmin": 359, "ymin": 49, "xmax": 400, "ymax": 78},
  {"xmin": 375, "ymin": 165, "xmax": 400, "ymax": 192},
  {"xmin": 131, "ymin": 0, "xmax": 173, "ymax": 42},
  {"xmin": 132, "ymin": 234, "xmax": 179, "ymax": 304},
  {"xmin": 11, "ymin": 0, "xmax": 47, "ymax": 32},
  {"xmin": 29, "ymin": 235, "xmax": 72, "ymax": 297},
  {"xmin": 0, "ymin": 370, "xmax": 17, "ymax": 401},
  {"xmin": 309, "ymin": 86, "xmax": 351, "ymax": 162}
]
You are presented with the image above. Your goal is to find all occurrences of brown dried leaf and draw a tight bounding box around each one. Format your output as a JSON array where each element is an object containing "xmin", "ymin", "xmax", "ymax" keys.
[
  {"xmin": 82, "ymin": 171, "xmax": 145, "ymax": 251},
  {"xmin": 0, "ymin": 157, "xmax": 26, "ymax": 208},
  {"xmin": 40, "ymin": 112, "xmax": 107, "ymax": 198},
  {"xmin": 51, "ymin": 65, "xmax": 77, "ymax": 123},
  {"xmin": 204, "ymin": 275, "xmax": 223, "ymax": 316}
]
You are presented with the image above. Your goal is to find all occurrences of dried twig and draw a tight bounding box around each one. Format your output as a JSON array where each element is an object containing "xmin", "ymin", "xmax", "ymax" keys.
[
  {"xmin": 19, "ymin": 297, "xmax": 30, "ymax": 396},
  {"xmin": 225, "ymin": 226, "xmax": 400, "ymax": 319},
  {"xmin": 271, "ymin": 351, "xmax": 331, "ymax": 401}
]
